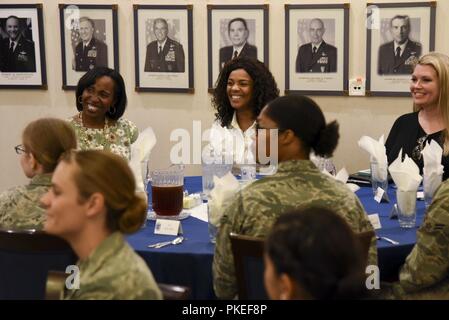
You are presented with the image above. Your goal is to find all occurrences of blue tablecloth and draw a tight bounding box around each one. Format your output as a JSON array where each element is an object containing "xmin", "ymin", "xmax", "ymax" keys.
[{"xmin": 127, "ymin": 177, "xmax": 424, "ymax": 299}]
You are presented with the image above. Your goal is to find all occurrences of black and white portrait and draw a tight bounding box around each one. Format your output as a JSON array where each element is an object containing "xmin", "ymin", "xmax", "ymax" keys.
[
  {"xmin": 208, "ymin": 5, "xmax": 268, "ymax": 89},
  {"xmin": 0, "ymin": 16, "xmax": 36, "ymax": 72},
  {"xmin": 377, "ymin": 15, "xmax": 422, "ymax": 75},
  {"xmin": 366, "ymin": 2, "xmax": 435, "ymax": 96},
  {"xmin": 60, "ymin": 4, "xmax": 118, "ymax": 90},
  {"xmin": 218, "ymin": 17, "xmax": 258, "ymax": 71},
  {"xmin": 286, "ymin": 4, "xmax": 348, "ymax": 95},
  {"xmin": 72, "ymin": 16, "xmax": 108, "ymax": 72},
  {"xmin": 134, "ymin": 5, "xmax": 193, "ymax": 92},
  {"xmin": 144, "ymin": 17, "xmax": 185, "ymax": 73},
  {"xmin": 295, "ymin": 18, "xmax": 337, "ymax": 73},
  {"xmin": 0, "ymin": 4, "xmax": 46, "ymax": 88}
]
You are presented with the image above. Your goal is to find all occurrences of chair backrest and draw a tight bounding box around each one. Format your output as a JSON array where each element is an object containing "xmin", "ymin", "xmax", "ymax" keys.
[
  {"xmin": 158, "ymin": 283, "xmax": 191, "ymax": 300},
  {"xmin": 229, "ymin": 232, "xmax": 267, "ymax": 300},
  {"xmin": 0, "ymin": 228, "xmax": 76, "ymax": 299},
  {"xmin": 46, "ymin": 270, "xmax": 67, "ymax": 300},
  {"xmin": 356, "ymin": 230, "xmax": 375, "ymax": 266}
]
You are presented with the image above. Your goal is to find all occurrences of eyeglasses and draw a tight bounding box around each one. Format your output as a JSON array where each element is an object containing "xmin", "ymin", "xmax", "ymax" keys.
[{"xmin": 14, "ymin": 144, "xmax": 26, "ymax": 155}]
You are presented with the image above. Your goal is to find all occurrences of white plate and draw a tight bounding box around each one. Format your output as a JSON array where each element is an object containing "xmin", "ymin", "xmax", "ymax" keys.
[{"xmin": 147, "ymin": 210, "xmax": 191, "ymax": 221}]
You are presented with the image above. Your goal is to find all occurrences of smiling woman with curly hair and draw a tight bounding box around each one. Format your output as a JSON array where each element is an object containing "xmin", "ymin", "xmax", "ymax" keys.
[{"xmin": 210, "ymin": 57, "xmax": 279, "ymax": 167}]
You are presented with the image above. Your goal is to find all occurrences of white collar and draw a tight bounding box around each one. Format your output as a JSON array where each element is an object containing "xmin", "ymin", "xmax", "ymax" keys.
[
  {"xmin": 232, "ymin": 42, "xmax": 247, "ymax": 54},
  {"xmin": 157, "ymin": 38, "xmax": 168, "ymax": 50},
  {"xmin": 229, "ymin": 112, "xmax": 257, "ymax": 133},
  {"xmin": 394, "ymin": 40, "xmax": 408, "ymax": 55},
  {"xmin": 311, "ymin": 41, "xmax": 323, "ymax": 51}
]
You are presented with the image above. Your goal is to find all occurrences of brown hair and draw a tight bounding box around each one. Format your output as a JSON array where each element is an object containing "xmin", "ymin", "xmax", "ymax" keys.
[
  {"xmin": 22, "ymin": 118, "xmax": 77, "ymax": 173},
  {"xmin": 61, "ymin": 150, "xmax": 146, "ymax": 234}
]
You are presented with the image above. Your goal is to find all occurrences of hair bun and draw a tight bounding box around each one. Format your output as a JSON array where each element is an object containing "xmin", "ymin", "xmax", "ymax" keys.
[
  {"xmin": 313, "ymin": 121, "xmax": 340, "ymax": 158},
  {"xmin": 118, "ymin": 194, "xmax": 147, "ymax": 234}
]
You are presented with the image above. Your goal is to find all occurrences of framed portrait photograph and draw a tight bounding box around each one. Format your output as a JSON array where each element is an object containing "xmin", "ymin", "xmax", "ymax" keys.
[
  {"xmin": 0, "ymin": 4, "xmax": 47, "ymax": 89},
  {"xmin": 134, "ymin": 5, "xmax": 193, "ymax": 93},
  {"xmin": 366, "ymin": 2, "xmax": 436, "ymax": 96},
  {"xmin": 285, "ymin": 4, "xmax": 349, "ymax": 96},
  {"xmin": 59, "ymin": 4, "xmax": 119, "ymax": 90},
  {"xmin": 207, "ymin": 4, "xmax": 269, "ymax": 90}
]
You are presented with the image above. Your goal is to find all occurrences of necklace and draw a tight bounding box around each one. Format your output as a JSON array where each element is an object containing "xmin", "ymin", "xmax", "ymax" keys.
[
  {"xmin": 78, "ymin": 111, "xmax": 109, "ymax": 129},
  {"xmin": 78, "ymin": 112, "xmax": 113, "ymax": 147}
]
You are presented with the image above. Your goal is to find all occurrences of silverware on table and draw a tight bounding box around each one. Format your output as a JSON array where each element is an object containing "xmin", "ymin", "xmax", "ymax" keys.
[
  {"xmin": 148, "ymin": 236, "xmax": 185, "ymax": 249},
  {"xmin": 376, "ymin": 236, "xmax": 399, "ymax": 245}
]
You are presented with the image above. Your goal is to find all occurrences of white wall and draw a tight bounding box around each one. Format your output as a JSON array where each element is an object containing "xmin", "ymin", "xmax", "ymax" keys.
[{"xmin": 1, "ymin": 0, "xmax": 448, "ymax": 191}]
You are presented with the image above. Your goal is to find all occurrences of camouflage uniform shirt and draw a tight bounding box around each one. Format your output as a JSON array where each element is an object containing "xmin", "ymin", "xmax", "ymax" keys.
[
  {"xmin": 65, "ymin": 232, "xmax": 162, "ymax": 300},
  {"xmin": 0, "ymin": 173, "xmax": 51, "ymax": 230},
  {"xmin": 213, "ymin": 160, "xmax": 377, "ymax": 299},
  {"xmin": 392, "ymin": 180, "xmax": 449, "ymax": 299}
]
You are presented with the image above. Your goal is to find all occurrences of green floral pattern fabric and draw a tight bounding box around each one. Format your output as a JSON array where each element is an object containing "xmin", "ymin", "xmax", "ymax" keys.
[{"xmin": 68, "ymin": 116, "xmax": 139, "ymax": 160}]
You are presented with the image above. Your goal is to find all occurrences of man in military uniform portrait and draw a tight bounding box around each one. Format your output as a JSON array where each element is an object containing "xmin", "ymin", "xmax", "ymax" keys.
[
  {"xmin": 0, "ymin": 15, "xmax": 36, "ymax": 72},
  {"xmin": 144, "ymin": 18, "xmax": 185, "ymax": 73},
  {"xmin": 74, "ymin": 17, "xmax": 108, "ymax": 72},
  {"xmin": 378, "ymin": 15, "xmax": 422, "ymax": 75},
  {"xmin": 219, "ymin": 18, "xmax": 258, "ymax": 71},
  {"xmin": 295, "ymin": 18, "xmax": 337, "ymax": 73}
]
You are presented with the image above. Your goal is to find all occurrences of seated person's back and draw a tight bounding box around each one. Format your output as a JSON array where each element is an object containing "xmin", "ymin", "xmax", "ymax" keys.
[{"xmin": 0, "ymin": 118, "xmax": 77, "ymax": 230}]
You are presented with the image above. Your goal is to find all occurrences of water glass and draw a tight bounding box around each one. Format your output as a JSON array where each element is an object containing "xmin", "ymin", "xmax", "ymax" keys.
[
  {"xmin": 370, "ymin": 160, "xmax": 388, "ymax": 196},
  {"xmin": 207, "ymin": 202, "xmax": 218, "ymax": 243},
  {"xmin": 396, "ymin": 189, "xmax": 417, "ymax": 228},
  {"xmin": 423, "ymin": 173, "xmax": 443, "ymax": 209},
  {"xmin": 201, "ymin": 163, "xmax": 232, "ymax": 201}
]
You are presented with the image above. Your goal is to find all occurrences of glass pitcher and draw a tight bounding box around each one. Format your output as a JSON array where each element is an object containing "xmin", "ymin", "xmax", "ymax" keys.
[{"xmin": 151, "ymin": 165, "xmax": 184, "ymax": 216}]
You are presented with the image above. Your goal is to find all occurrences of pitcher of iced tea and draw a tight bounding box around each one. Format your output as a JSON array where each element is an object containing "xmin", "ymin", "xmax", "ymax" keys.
[{"xmin": 151, "ymin": 165, "xmax": 184, "ymax": 216}]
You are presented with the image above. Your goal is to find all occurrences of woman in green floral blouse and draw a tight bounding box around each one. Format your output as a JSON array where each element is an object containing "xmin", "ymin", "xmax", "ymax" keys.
[{"xmin": 69, "ymin": 67, "xmax": 138, "ymax": 160}]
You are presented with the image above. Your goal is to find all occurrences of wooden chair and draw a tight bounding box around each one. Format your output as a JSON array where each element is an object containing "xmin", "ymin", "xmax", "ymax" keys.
[
  {"xmin": 46, "ymin": 270, "xmax": 67, "ymax": 300},
  {"xmin": 0, "ymin": 228, "xmax": 75, "ymax": 299},
  {"xmin": 45, "ymin": 271, "xmax": 191, "ymax": 300},
  {"xmin": 158, "ymin": 283, "xmax": 191, "ymax": 300},
  {"xmin": 229, "ymin": 232, "xmax": 268, "ymax": 300}
]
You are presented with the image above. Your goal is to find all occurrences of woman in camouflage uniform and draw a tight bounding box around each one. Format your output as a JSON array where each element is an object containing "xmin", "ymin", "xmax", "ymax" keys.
[
  {"xmin": 0, "ymin": 118, "xmax": 77, "ymax": 230},
  {"xmin": 41, "ymin": 150, "xmax": 162, "ymax": 300},
  {"xmin": 213, "ymin": 94, "xmax": 376, "ymax": 299}
]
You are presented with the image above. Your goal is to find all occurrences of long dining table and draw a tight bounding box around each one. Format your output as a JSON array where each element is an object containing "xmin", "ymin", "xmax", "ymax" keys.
[{"xmin": 126, "ymin": 176, "xmax": 425, "ymax": 299}]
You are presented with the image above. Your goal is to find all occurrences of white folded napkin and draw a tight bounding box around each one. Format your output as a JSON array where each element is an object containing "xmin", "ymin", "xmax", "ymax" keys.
[
  {"xmin": 322, "ymin": 167, "xmax": 360, "ymax": 193},
  {"xmin": 389, "ymin": 150, "xmax": 422, "ymax": 191},
  {"xmin": 358, "ymin": 135, "xmax": 388, "ymax": 181},
  {"xmin": 208, "ymin": 172, "xmax": 240, "ymax": 226},
  {"xmin": 129, "ymin": 127, "xmax": 157, "ymax": 193},
  {"xmin": 422, "ymin": 140, "xmax": 444, "ymax": 197}
]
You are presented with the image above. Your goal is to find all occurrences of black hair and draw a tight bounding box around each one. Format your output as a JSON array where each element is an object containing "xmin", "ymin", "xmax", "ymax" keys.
[
  {"xmin": 212, "ymin": 57, "xmax": 279, "ymax": 127},
  {"xmin": 75, "ymin": 67, "xmax": 127, "ymax": 120},
  {"xmin": 228, "ymin": 17, "xmax": 248, "ymax": 33},
  {"xmin": 264, "ymin": 94, "xmax": 339, "ymax": 157},
  {"xmin": 266, "ymin": 207, "xmax": 367, "ymax": 300}
]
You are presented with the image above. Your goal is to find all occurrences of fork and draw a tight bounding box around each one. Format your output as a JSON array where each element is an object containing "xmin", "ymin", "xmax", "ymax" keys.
[
  {"xmin": 148, "ymin": 236, "xmax": 185, "ymax": 249},
  {"xmin": 376, "ymin": 236, "xmax": 399, "ymax": 245}
]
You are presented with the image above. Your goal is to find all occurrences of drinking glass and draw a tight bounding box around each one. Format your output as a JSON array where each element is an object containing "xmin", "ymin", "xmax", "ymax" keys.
[
  {"xmin": 396, "ymin": 189, "xmax": 417, "ymax": 228},
  {"xmin": 201, "ymin": 162, "xmax": 232, "ymax": 201},
  {"xmin": 370, "ymin": 160, "xmax": 388, "ymax": 196}
]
